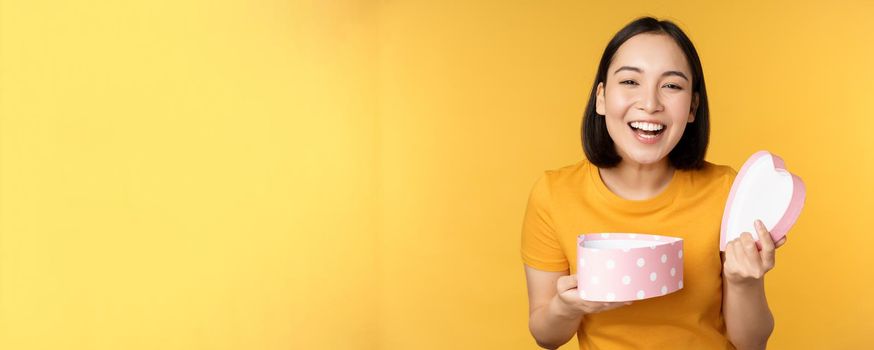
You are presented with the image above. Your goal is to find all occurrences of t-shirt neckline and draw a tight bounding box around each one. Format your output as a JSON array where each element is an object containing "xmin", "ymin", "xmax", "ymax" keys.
[{"xmin": 587, "ymin": 161, "xmax": 683, "ymax": 212}]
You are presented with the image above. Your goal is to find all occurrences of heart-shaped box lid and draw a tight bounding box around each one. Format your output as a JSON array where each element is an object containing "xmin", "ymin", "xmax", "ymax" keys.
[{"xmin": 720, "ymin": 151, "xmax": 806, "ymax": 251}]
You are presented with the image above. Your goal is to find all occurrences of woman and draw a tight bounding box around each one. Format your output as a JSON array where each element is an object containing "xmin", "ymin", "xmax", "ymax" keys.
[{"xmin": 521, "ymin": 17, "xmax": 786, "ymax": 350}]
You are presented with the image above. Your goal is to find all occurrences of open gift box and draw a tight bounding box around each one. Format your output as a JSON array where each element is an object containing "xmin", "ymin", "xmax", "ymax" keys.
[
  {"xmin": 577, "ymin": 151, "xmax": 805, "ymax": 302},
  {"xmin": 577, "ymin": 233, "xmax": 684, "ymax": 302}
]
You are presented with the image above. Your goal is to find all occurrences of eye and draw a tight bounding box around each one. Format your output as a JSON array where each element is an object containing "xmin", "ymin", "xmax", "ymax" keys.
[
  {"xmin": 620, "ymin": 80, "xmax": 638, "ymax": 86},
  {"xmin": 664, "ymin": 83, "xmax": 683, "ymax": 90}
]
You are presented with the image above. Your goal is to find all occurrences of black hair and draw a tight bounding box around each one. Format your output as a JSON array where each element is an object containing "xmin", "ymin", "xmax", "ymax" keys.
[{"xmin": 582, "ymin": 16, "xmax": 709, "ymax": 170}]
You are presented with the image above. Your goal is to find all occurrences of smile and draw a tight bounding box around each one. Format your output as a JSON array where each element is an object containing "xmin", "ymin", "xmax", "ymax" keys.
[{"xmin": 627, "ymin": 121, "xmax": 666, "ymax": 144}]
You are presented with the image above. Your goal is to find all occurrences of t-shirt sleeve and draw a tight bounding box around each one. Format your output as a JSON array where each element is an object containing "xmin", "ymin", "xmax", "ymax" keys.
[{"xmin": 520, "ymin": 173, "xmax": 569, "ymax": 272}]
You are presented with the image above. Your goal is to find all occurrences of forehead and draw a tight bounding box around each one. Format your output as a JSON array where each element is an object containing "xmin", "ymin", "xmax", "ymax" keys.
[{"xmin": 610, "ymin": 33, "xmax": 691, "ymax": 75}]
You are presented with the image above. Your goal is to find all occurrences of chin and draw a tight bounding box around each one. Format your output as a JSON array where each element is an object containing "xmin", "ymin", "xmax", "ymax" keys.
[{"xmin": 621, "ymin": 148, "xmax": 667, "ymax": 165}]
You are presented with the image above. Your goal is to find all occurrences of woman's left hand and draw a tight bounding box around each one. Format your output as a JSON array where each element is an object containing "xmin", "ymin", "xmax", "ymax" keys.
[{"xmin": 723, "ymin": 219, "xmax": 787, "ymax": 286}]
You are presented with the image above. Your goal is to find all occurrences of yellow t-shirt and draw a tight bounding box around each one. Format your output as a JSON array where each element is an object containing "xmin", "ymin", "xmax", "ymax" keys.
[{"xmin": 521, "ymin": 158, "xmax": 738, "ymax": 350}]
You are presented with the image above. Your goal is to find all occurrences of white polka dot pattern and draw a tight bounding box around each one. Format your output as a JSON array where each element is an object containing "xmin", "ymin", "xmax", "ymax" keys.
[{"xmin": 576, "ymin": 233, "xmax": 684, "ymax": 302}]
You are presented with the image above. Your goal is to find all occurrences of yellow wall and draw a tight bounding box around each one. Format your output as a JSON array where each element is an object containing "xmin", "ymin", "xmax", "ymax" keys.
[
  {"xmin": 0, "ymin": 1, "xmax": 379, "ymax": 349},
  {"xmin": 1, "ymin": 0, "xmax": 871, "ymax": 349}
]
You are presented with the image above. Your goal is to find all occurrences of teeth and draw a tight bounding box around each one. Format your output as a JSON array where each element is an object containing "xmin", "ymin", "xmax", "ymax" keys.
[{"xmin": 630, "ymin": 121, "xmax": 665, "ymax": 131}]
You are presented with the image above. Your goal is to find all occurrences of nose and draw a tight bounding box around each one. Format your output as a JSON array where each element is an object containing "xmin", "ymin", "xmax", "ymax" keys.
[{"xmin": 637, "ymin": 86, "xmax": 664, "ymax": 114}]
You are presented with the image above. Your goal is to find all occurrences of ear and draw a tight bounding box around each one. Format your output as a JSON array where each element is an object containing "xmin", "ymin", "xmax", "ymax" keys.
[
  {"xmin": 595, "ymin": 82, "xmax": 606, "ymax": 116},
  {"xmin": 688, "ymin": 92, "xmax": 699, "ymax": 123}
]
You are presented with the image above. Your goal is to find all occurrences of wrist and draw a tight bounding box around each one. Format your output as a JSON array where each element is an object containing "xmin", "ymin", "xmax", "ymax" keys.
[{"xmin": 726, "ymin": 277, "xmax": 765, "ymax": 291}]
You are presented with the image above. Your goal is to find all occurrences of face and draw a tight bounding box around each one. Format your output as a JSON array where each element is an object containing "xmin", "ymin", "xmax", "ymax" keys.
[{"xmin": 595, "ymin": 33, "xmax": 699, "ymax": 167}]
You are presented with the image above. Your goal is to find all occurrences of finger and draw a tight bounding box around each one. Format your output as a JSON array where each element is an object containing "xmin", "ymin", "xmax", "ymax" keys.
[
  {"xmin": 607, "ymin": 303, "xmax": 627, "ymax": 311},
  {"xmin": 740, "ymin": 232, "xmax": 757, "ymax": 254},
  {"xmin": 557, "ymin": 275, "xmax": 577, "ymax": 293},
  {"xmin": 724, "ymin": 240, "xmax": 739, "ymax": 270},
  {"xmin": 731, "ymin": 238, "xmax": 750, "ymax": 271},
  {"xmin": 739, "ymin": 233, "xmax": 762, "ymax": 269},
  {"xmin": 775, "ymin": 237, "xmax": 787, "ymax": 249},
  {"xmin": 603, "ymin": 302, "xmax": 630, "ymax": 311},
  {"xmin": 755, "ymin": 219, "xmax": 775, "ymax": 252},
  {"xmin": 755, "ymin": 219, "xmax": 776, "ymax": 267}
]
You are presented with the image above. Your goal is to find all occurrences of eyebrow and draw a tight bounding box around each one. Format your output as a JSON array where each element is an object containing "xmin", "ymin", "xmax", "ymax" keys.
[{"xmin": 613, "ymin": 66, "xmax": 689, "ymax": 81}]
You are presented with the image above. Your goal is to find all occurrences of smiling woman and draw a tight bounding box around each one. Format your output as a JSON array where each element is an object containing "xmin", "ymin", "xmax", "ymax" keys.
[
  {"xmin": 583, "ymin": 22, "xmax": 709, "ymax": 173},
  {"xmin": 594, "ymin": 33, "xmax": 700, "ymax": 164},
  {"xmin": 521, "ymin": 16, "xmax": 782, "ymax": 350}
]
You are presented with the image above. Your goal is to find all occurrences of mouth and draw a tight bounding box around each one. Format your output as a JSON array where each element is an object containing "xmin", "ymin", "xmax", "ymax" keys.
[{"xmin": 627, "ymin": 121, "xmax": 666, "ymax": 144}]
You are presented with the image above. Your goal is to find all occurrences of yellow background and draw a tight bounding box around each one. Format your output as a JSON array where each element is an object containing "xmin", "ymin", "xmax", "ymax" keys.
[{"xmin": 1, "ymin": 0, "xmax": 871, "ymax": 349}]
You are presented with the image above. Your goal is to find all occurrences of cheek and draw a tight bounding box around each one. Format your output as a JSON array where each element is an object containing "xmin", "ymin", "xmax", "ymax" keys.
[
  {"xmin": 665, "ymin": 93, "xmax": 692, "ymax": 112},
  {"xmin": 664, "ymin": 96, "xmax": 693, "ymax": 137},
  {"xmin": 602, "ymin": 92, "xmax": 635, "ymax": 138},
  {"xmin": 604, "ymin": 91, "xmax": 633, "ymax": 116}
]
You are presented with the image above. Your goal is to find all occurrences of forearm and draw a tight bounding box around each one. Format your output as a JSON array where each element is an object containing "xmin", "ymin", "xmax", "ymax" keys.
[
  {"xmin": 529, "ymin": 295, "xmax": 583, "ymax": 349},
  {"xmin": 723, "ymin": 279, "xmax": 774, "ymax": 350}
]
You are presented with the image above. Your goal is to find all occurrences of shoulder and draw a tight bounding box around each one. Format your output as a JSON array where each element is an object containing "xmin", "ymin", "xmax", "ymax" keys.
[
  {"xmin": 695, "ymin": 160, "xmax": 737, "ymax": 177},
  {"xmin": 526, "ymin": 159, "xmax": 588, "ymax": 203},
  {"xmin": 684, "ymin": 160, "xmax": 737, "ymax": 188},
  {"xmin": 538, "ymin": 159, "xmax": 588, "ymax": 189}
]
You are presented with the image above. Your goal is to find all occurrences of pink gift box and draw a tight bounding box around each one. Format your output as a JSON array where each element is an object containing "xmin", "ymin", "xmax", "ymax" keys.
[
  {"xmin": 577, "ymin": 233, "xmax": 684, "ymax": 302},
  {"xmin": 574, "ymin": 151, "xmax": 804, "ymax": 303},
  {"xmin": 720, "ymin": 150, "xmax": 806, "ymax": 250}
]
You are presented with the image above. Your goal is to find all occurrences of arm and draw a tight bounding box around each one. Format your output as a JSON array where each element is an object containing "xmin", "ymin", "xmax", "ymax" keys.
[
  {"xmin": 722, "ymin": 258, "xmax": 774, "ymax": 350},
  {"xmin": 521, "ymin": 175, "xmax": 630, "ymax": 348},
  {"xmin": 722, "ymin": 220, "xmax": 786, "ymax": 350},
  {"xmin": 525, "ymin": 266, "xmax": 582, "ymax": 349},
  {"xmin": 524, "ymin": 265, "xmax": 632, "ymax": 349}
]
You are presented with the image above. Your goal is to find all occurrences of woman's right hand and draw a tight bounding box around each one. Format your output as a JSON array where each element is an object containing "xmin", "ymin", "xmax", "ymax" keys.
[{"xmin": 555, "ymin": 275, "xmax": 632, "ymax": 317}]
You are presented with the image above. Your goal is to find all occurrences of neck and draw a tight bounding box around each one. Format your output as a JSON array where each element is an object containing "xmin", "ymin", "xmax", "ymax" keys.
[{"xmin": 598, "ymin": 159, "xmax": 675, "ymax": 200}]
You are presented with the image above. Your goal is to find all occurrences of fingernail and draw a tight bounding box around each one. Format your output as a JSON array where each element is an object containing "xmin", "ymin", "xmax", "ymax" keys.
[{"xmin": 755, "ymin": 219, "xmax": 763, "ymax": 229}]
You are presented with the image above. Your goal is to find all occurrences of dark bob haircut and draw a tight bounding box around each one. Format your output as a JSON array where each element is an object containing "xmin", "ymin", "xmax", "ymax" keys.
[{"xmin": 582, "ymin": 16, "xmax": 709, "ymax": 170}]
